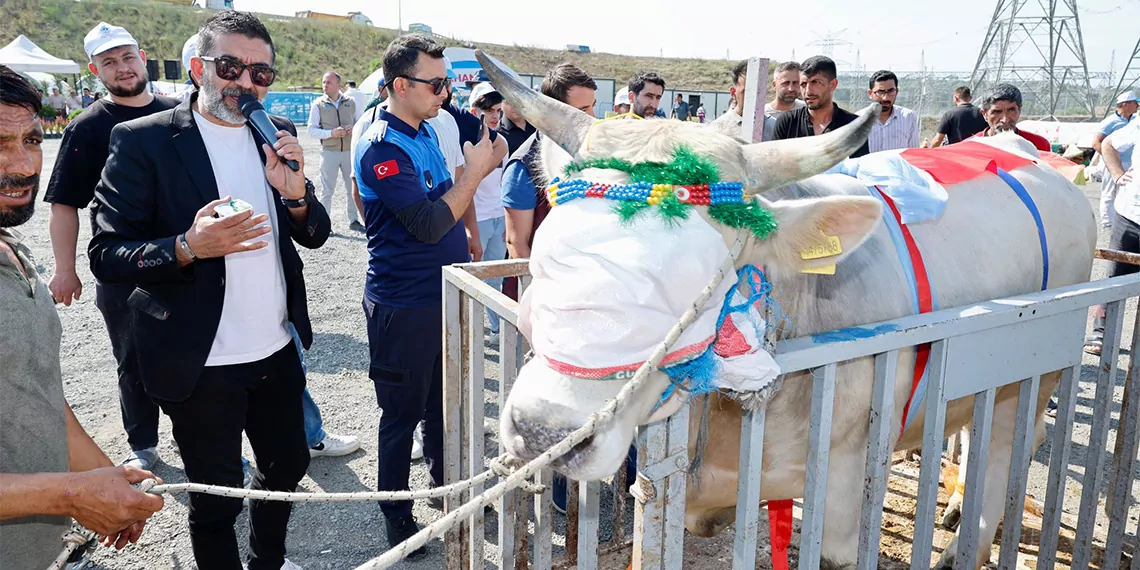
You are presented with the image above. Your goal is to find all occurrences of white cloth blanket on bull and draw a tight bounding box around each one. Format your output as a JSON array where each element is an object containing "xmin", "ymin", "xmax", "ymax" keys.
[{"xmin": 519, "ymin": 183, "xmax": 784, "ymax": 414}]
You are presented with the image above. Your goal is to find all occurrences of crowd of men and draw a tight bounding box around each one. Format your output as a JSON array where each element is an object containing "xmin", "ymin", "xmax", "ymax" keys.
[{"xmin": 3, "ymin": 8, "xmax": 1137, "ymax": 570}]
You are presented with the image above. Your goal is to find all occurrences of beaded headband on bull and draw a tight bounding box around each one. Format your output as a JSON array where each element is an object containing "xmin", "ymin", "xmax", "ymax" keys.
[{"xmin": 548, "ymin": 145, "xmax": 779, "ymax": 240}]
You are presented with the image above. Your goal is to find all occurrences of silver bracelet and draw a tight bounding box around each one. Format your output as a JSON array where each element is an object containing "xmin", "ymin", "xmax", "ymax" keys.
[{"xmin": 178, "ymin": 233, "xmax": 197, "ymax": 261}]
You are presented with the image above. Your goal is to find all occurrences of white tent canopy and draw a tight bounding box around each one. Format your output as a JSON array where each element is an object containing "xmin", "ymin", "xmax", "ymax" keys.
[{"xmin": 0, "ymin": 35, "xmax": 81, "ymax": 74}]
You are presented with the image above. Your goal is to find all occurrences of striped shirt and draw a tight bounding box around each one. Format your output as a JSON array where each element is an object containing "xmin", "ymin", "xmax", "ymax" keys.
[{"xmin": 868, "ymin": 105, "xmax": 920, "ymax": 153}]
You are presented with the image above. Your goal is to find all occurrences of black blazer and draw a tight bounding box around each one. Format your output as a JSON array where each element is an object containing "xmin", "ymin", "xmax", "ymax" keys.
[{"xmin": 89, "ymin": 93, "xmax": 331, "ymax": 402}]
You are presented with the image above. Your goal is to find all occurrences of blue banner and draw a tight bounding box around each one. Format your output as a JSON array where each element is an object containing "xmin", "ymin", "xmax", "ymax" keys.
[{"xmin": 264, "ymin": 92, "xmax": 319, "ymax": 125}]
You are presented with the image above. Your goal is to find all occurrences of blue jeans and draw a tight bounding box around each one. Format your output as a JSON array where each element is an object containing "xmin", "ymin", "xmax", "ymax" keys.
[
  {"xmin": 477, "ymin": 216, "xmax": 507, "ymax": 334},
  {"xmin": 290, "ymin": 325, "xmax": 326, "ymax": 448}
]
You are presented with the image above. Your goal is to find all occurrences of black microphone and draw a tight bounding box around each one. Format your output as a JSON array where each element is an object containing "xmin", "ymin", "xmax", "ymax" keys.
[{"xmin": 238, "ymin": 93, "xmax": 300, "ymax": 172}]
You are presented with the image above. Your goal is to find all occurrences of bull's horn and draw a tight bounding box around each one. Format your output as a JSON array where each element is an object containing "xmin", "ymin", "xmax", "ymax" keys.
[
  {"xmin": 742, "ymin": 103, "xmax": 881, "ymax": 194},
  {"xmin": 474, "ymin": 50, "xmax": 594, "ymax": 157}
]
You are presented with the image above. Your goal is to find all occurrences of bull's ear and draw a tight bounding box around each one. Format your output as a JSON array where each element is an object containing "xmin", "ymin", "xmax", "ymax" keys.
[{"xmin": 762, "ymin": 195, "xmax": 882, "ymax": 271}]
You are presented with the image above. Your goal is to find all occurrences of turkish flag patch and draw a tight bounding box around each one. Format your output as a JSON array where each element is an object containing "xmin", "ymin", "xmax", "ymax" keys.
[{"xmin": 373, "ymin": 159, "xmax": 400, "ymax": 180}]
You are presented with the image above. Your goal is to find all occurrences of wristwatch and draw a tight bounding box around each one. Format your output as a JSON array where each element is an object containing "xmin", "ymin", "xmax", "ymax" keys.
[{"xmin": 280, "ymin": 178, "xmax": 316, "ymax": 209}]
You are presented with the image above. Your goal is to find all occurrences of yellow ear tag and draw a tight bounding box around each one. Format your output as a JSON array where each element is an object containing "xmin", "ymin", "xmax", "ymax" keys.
[
  {"xmin": 801, "ymin": 264, "xmax": 837, "ymax": 275},
  {"xmin": 800, "ymin": 235, "xmax": 842, "ymax": 275},
  {"xmin": 800, "ymin": 235, "xmax": 843, "ymax": 260}
]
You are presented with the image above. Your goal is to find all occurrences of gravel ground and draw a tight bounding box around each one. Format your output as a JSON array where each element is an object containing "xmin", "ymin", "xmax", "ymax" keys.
[{"xmin": 24, "ymin": 132, "xmax": 1136, "ymax": 569}]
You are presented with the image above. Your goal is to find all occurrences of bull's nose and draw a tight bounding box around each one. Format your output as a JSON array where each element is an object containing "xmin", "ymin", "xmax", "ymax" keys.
[{"xmin": 507, "ymin": 405, "xmax": 590, "ymax": 459}]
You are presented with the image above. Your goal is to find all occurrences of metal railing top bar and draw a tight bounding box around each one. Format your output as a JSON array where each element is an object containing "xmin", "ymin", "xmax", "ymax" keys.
[
  {"xmin": 775, "ymin": 272, "xmax": 1140, "ymax": 374},
  {"xmin": 452, "ymin": 259, "xmax": 531, "ymax": 280},
  {"xmin": 443, "ymin": 267, "xmax": 521, "ymax": 327}
]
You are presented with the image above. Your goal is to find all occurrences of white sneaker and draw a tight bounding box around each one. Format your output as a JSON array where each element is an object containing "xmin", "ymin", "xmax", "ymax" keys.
[
  {"xmin": 310, "ymin": 433, "xmax": 360, "ymax": 457},
  {"xmin": 244, "ymin": 559, "xmax": 302, "ymax": 570},
  {"xmin": 121, "ymin": 447, "xmax": 159, "ymax": 471},
  {"xmin": 411, "ymin": 426, "xmax": 425, "ymax": 460}
]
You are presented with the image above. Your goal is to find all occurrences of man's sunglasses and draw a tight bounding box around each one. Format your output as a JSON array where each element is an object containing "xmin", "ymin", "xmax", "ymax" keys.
[
  {"xmin": 200, "ymin": 56, "xmax": 278, "ymax": 87},
  {"xmin": 398, "ymin": 75, "xmax": 451, "ymax": 96}
]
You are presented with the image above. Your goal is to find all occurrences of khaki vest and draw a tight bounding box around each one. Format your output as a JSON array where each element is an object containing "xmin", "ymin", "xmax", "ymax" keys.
[{"xmin": 316, "ymin": 94, "xmax": 356, "ymax": 151}]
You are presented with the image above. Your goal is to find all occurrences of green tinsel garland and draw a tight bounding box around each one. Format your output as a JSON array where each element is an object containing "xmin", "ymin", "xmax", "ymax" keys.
[
  {"xmin": 708, "ymin": 202, "xmax": 778, "ymax": 240},
  {"xmin": 564, "ymin": 145, "xmax": 778, "ymax": 240}
]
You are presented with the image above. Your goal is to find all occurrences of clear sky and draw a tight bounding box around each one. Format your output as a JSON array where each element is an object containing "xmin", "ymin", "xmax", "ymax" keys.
[{"xmin": 234, "ymin": 0, "xmax": 1138, "ymax": 78}]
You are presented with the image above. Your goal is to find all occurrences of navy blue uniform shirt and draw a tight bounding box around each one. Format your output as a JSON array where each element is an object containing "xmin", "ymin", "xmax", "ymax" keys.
[{"xmin": 356, "ymin": 109, "xmax": 468, "ymax": 308}]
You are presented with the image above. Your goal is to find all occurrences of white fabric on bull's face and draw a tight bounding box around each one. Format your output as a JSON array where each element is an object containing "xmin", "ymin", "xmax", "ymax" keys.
[{"xmin": 520, "ymin": 198, "xmax": 736, "ymax": 378}]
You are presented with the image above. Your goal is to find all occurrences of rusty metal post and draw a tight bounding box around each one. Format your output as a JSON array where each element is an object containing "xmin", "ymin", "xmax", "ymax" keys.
[
  {"xmin": 740, "ymin": 57, "xmax": 771, "ymax": 143},
  {"xmin": 443, "ymin": 277, "xmax": 469, "ymax": 569}
]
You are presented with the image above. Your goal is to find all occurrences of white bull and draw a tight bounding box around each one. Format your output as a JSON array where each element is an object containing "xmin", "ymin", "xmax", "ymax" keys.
[{"xmin": 475, "ymin": 52, "xmax": 1096, "ymax": 569}]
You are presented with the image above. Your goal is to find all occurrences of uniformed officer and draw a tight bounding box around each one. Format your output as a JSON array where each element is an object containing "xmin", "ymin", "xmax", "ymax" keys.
[{"xmin": 354, "ymin": 33, "xmax": 497, "ymax": 557}]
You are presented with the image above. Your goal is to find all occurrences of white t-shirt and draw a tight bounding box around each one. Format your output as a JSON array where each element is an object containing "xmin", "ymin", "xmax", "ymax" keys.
[
  {"xmin": 473, "ymin": 157, "xmax": 507, "ymax": 222},
  {"xmin": 1111, "ymin": 121, "xmax": 1140, "ymax": 223},
  {"xmin": 193, "ymin": 111, "xmax": 292, "ymax": 366},
  {"xmin": 427, "ymin": 110, "xmax": 465, "ymax": 181}
]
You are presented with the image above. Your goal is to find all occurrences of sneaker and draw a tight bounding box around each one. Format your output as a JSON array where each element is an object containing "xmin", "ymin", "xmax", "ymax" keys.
[
  {"xmin": 63, "ymin": 537, "xmax": 96, "ymax": 569},
  {"xmin": 411, "ymin": 427, "xmax": 424, "ymax": 461},
  {"xmin": 121, "ymin": 447, "xmax": 158, "ymax": 471},
  {"xmin": 244, "ymin": 558, "xmax": 303, "ymax": 570},
  {"xmin": 1047, "ymin": 397, "xmax": 1059, "ymax": 417},
  {"xmin": 384, "ymin": 515, "xmax": 428, "ymax": 560},
  {"xmin": 1080, "ymin": 332, "xmax": 1098, "ymax": 353},
  {"xmin": 310, "ymin": 433, "xmax": 361, "ymax": 458},
  {"xmin": 349, "ymin": 220, "xmax": 366, "ymax": 233}
]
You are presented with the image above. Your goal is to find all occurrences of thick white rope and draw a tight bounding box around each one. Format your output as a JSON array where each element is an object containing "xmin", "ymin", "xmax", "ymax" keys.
[
  {"xmin": 46, "ymin": 232, "xmax": 748, "ymax": 570},
  {"xmin": 351, "ymin": 233, "xmax": 748, "ymax": 569}
]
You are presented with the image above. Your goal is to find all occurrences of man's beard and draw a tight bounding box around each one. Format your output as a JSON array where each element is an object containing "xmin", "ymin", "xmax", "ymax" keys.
[
  {"xmin": 0, "ymin": 173, "xmax": 40, "ymax": 228},
  {"xmin": 777, "ymin": 92, "xmax": 798, "ymax": 105},
  {"xmin": 634, "ymin": 101, "xmax": 656, "ymax": 118},
  {"xmin": 199, "ymin": 76, "xmax": 254, "ymax": 124},
  {"xmin": 993, "ymin": 121, "xmax": 1017, "ymax": 133},
  {"xmin": 104, "ymin": 74, "xmax": 148, "ymax": 98},
  {"xmin": 806, "ymin": 96, "xmax": 830, "ymax": 111}
]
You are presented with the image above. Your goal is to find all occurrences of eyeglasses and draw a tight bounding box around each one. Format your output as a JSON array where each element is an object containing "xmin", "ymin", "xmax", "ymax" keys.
[
  {"xmin": 398, "ymin": 75, "xmax": 451, "ymax": 96},
  {"xmin": 200, "ymin": 55, "xmax": 278, "ymax": 87},
  {"xmin": 872, "ymin": 88, "xmax": 899, "ymax": 97}
]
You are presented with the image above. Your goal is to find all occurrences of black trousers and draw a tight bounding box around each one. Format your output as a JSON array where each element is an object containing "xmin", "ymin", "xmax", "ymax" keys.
[
  {"xmin": 155, "ymin": 343, "xmax": 310, "ymax": 570},
  {"xmin": 363, "ymin": 297, "xmax": 445, "ymax": 520},
  {"xmin": 1109, "ymin": 213, "xmax": 1140, "ymax": 278},
  {"xmin": 99, "ymin": 294, "xmax": 160, "ymax": 451}
]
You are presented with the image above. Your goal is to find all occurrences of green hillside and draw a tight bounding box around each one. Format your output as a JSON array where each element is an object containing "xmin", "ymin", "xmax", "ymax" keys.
[{"xmin": 1, "ymin": 0, "xmax": 742, "ymax": 91}]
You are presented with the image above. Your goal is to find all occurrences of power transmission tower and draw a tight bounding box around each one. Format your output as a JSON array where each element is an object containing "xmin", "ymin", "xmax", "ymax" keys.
[
  {"xmin": 1107, "ymin": 37, "xmax": 1140, "ymax": 117},
  {"xmin": 807, "ymin": 29, "xmax": 852, "ymax": 64},
  {"xmin": 969, "ymin": 0, "xmax": 1095, "ymax": 119}
]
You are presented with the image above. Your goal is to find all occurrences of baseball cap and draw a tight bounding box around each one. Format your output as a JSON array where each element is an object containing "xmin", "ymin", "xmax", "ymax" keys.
[
  {"xmin": 468, "ymin": 82, "xmax": 499, "ymax": 110},
  {"xmin": 181, "ymin": 34, "xmax": 198, "ymax": 76},
  {"xmin": 84, "ymin": 22, "xmax": 139, "ymax": 60},
  {"xmin": 1117, "ymin": 91, "xmax": 1139, "ymax": 106},
  {"xmin": 614, "ymin": 87, "xmax": 631, "ymax": 108}
]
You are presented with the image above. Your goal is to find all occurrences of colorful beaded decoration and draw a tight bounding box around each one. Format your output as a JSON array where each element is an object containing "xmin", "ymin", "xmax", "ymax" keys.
[
  {"xmin": 543, "ymin": 145, "xmax": 778, "ymax": 239},
  {"xmin": 547, "ymin": 180, "xmax": 746, "ymax": 208}
]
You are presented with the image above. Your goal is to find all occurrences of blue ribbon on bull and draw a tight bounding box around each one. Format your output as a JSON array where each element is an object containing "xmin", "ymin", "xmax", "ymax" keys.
[{"xmin": 658, "ymin": 264, "xmax": 781, "ymax": 477}]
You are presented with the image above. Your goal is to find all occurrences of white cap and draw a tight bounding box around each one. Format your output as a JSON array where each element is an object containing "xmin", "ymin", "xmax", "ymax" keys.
[
  {"xmin": 1117, "ymin": 91, "xmax": 1139, "ymax": 106},
  {"xmin": 181, "ymin": 34, "xmax": 198, "ymax": 77},
  {"xmin": 614, "ymin": 87, "xmax": 631, "ymax": 109},
  {"xmin": 468, "ymin": 82, "xmax": 499, "ymax": 109},
  {"xmin": 84, "ymin": 22, "xmax": 139, "ymax": 60}
]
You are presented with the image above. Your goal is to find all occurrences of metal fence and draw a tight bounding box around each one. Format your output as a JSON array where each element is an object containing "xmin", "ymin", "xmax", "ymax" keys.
[{"xmin": 442, "ymin": 256, "xmax": 1140, "ymax": 569}]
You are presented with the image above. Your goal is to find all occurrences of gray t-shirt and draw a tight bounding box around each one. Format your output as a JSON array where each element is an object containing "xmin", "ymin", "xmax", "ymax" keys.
[{"xmin": 0, "ymin": 228, "xmax": 70, "ymax": 570}]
